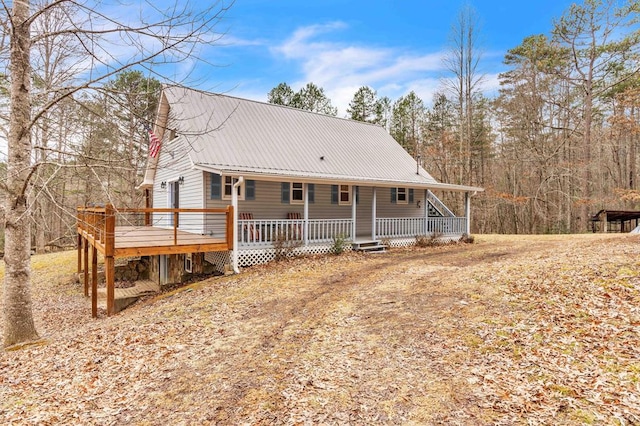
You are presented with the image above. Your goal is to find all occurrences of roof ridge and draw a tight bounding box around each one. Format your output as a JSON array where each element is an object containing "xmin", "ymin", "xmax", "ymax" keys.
[{"xmin": 163, "ymin": 84, "xmax": 386, "ymax": 128}]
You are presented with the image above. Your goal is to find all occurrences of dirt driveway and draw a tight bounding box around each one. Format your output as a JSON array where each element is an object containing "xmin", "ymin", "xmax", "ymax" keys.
[{"xmin": 1, "ymin": 234, "xmax": 639, "ymax": 424}]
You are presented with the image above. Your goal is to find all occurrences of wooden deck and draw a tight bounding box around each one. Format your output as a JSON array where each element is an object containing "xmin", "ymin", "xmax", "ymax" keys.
[
  {"xmin": 77, "ymin": 205, "xmax": 233, "ymax": 317},
  {"xmin": 112, "ymin": 226, "xmax": 228, "ymax": 256}
]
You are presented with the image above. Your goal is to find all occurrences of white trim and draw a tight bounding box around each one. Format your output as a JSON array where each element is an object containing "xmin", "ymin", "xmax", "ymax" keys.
[
  {"xmin": 184, "ymin": 253, "xmax": 193, "ymax": 273},
  {"xmin": 191, "ymin": 164, "xmax": 484, "ymax": 193},
  {"xmin": 290, "ymin": 182, "xmax": 304, "ymax": 204},
  {"xmin": 222, "ymin": 175, "xmax": 245, "ymax": 201},
  {"xmin": 338, "ymin": 184, "xmax": 352, "ymax": 206},
  {"xmin": 396, "ymin": 187, "xmax": 408, "ymax": 204}
]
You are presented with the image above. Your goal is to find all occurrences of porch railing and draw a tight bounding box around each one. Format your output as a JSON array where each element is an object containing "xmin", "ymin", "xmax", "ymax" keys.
[
  {"xmin": 238, "ymin": 216, "xmax": 467, "ymax": 246},
  {"xmin": 238, "ymin": 218, "xmax": 353, "ymax": 246},
  {"xmin": 376, "ymin": 216, "xmax": 466, "ymax": 239}
]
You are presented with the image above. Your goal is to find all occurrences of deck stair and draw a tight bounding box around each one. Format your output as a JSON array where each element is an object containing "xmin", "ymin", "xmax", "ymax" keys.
[
  {"xmin": 97, "ymin": 279, "xmax": 160, "ymax": 313},
  {"xmin": 352, "ymin": 240, "xmax": 387, "ymax": 253}
]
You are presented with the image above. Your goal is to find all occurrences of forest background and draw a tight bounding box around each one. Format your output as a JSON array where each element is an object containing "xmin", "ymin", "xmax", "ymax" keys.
[{"xmin": 1, "ymin": 0, "xmax": 640, "ymax": 258}]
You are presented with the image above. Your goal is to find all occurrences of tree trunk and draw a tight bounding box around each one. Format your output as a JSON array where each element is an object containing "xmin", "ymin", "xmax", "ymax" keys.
[{"xmin": 3, "ymin": 0, "xmax": 39, "ymax": 347}]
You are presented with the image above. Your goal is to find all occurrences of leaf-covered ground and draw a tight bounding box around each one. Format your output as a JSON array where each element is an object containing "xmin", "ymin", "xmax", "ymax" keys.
[{"xmin": 1, "ymin": 234, "xmax": 639, "ymax": 425}]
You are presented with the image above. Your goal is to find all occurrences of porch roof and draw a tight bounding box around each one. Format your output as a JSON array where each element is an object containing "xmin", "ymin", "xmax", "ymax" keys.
[
  {"xmin": 142, "ymin": 86, "xmax": 483, "ymax": 193},
  {"xmin": 194, "ymin": 164, "xmax": 483, "ymax": 192}
]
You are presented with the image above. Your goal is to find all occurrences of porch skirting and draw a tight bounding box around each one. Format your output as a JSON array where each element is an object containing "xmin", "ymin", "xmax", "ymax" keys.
[
  {"xmin": 205, "ymin": 232, "xmax": 465, "ymax": 270},
  {"xmin": 205, "ymin": 243, "xmax": 354, "ymax": 270}
]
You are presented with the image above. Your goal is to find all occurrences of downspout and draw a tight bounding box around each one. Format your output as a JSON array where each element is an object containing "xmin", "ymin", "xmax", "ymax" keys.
[{"xmin": 232, "ymin": 176, "xmax": 244, "ymax": 273}]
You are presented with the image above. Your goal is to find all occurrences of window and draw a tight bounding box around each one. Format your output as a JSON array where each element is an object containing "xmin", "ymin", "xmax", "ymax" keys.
[
  {"xmin": 339, "ymin": 184, "xmax": 352, "ymax": 206},
  {"xmin": 391, "ymin": 187, "xmax": 414, "ymax": 204},
  {"xmin": 184, "ymin": 253, "xmax": 193, "ymax": 273},
  {"xmin": 397, "ymin": 187, "xmax": 408, "ymax": 204},
  {"xmin": 291, "ymin": 182, "xmax": 304, "ymax": 204},
  {"xmin": 222, "ymin": 175, "xmax": 244, "ymax": 200}
]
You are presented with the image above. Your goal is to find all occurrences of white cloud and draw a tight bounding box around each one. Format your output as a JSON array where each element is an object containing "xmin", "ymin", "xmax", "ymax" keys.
[{"xmin": 272, "ymin": 22, "xmax": 450, "ymax": 114}]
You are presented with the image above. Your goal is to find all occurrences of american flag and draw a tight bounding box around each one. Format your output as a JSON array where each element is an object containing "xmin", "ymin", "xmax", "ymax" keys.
[{"xmin": 145, "ymin": 125, "xmax": 161, "ymax": 158}]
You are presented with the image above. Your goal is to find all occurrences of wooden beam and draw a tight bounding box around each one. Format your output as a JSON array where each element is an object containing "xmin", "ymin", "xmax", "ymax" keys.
[
  {"xmin": 83, "ymin": 237, "xmax": 89, "ymax": 297},
  {"xmin": 114, "ymin": 242, "xmax": 230, "ymax": 258},
  {"xmin": 92, "ymin": 246, "xmax": 98, "ymax": 318},
  {"xmin": 226, "ymin": 205, "xmax": 234, "ymax": 250},
  {"xmin": 77, "ymin": 233, "xmax": 82, "ymax": 273},
  {"xmin": 105, "ymin": 256, "xmax": 115, "ymax": 316},
  {"xmin": 105, "ymin": 204, "xmax": 116, "ymax": 316},
  {"xmin": 144, "ymin": 188, "xmax": 151, "ymax": 226}
]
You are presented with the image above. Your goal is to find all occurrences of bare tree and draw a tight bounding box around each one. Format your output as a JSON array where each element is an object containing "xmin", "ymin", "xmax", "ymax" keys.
[
  {"xmin": 442, "ymin": 3, "xmax": 485, "ymax": 186},
  {"xmin": 1, "ymin": 0, "xmax": 232, "ymax": 347}
]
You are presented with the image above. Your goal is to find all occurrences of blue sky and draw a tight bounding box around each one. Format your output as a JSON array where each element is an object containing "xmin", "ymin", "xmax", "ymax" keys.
[{"xmin": 176, "ymin": 1, "xmax": 578, "ymax": 115}]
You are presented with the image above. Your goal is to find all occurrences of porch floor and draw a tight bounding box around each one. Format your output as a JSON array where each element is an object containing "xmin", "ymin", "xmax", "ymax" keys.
[{"xmin": 113, "ymin": 226, "xmax": 226, "ymax": 253}]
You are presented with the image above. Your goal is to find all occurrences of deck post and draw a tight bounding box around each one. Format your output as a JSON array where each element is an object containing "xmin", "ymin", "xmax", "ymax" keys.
[
  {"xmin": 465, "ymin": 192, "xmax": 471, "ymax": 235},
  {"xmin": 92, "ymin": 246, "xmax": 98, "ymax": 318},
  {"xmin": 105, "ymin": 204, "xmax": 116, "ymax": 316},
  {"xmin": 173, "ymin": 211, "xmax": 178, "ymax": 245},
  {"xmin": 144, "ymin": 188, "xmax": 151, "ymax": 226},
  {"xmin": 83, "ymin": 237, "xmax": 89, "ymax": 297},
  {"xmin": 77, "ymin": 232, "xmax": 82, "ymax": 274},
  {"xmin": 226, "ymin": 205, "xmax": 234, "ymax": 250},
  {"xmin": 371, "ymin": 187, "xmax": 377, "ymax": 240}
]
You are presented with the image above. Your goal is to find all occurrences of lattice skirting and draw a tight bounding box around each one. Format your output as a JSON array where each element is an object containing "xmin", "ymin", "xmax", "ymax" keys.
[
  {"xmin": 204, "ymin": 251, "xmax": 231, "ymax": 273},
  {"xmin": 206, "ymin": 234, "xmax": 463, "ymax": 269}
]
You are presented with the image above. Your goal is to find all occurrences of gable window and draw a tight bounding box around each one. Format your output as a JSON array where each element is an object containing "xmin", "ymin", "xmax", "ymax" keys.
[
  {"xmin": 211, "ymin": 174, "xmax": 254, "ymax": 200},
  {"xmin": 291, "ymin": 182, "xmax": 304, "ymax": 204},
  {"xmin": 391, "ymin": 187, "xmax": 414, "ymax": 204},
  {"xmin": 223, "ymin": 175, "xmax": 244, "ymax": 200},
  {"xmin": 339, "ymin": 184, "xmax": 352, "ymax": 206},
  {"xmin": 397, "ymin": 187, "xmax": 408, "ymax": 204}
]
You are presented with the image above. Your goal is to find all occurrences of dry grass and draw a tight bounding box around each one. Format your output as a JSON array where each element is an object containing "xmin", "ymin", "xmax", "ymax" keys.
[{"xmin": 1, "ymin": 234, "xmax": 639, "ymax": 424}]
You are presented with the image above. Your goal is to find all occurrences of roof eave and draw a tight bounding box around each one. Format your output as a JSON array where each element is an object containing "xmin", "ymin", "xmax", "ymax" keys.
[{"xmin": 193, "ymin": 164, "xmax": 484, "ymax": 193}]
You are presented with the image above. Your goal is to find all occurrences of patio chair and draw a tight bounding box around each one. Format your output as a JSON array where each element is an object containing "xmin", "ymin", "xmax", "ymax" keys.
[
  {"xmin": 287, "ymin": 212, "xmax": 303, "ymax": 239},
  {"xmin": 239, "ymin": 212, "xmax": 260, "ymax": 242}
]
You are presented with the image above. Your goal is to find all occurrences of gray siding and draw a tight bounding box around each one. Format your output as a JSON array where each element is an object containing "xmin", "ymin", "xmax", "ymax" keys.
[
  {"xmin": 203, "ymin": 174, "xmax": 429, "ymax": 238},
  {"xmin": 152, "ymin": 137, "xmax": 205, "ymax": 233}
]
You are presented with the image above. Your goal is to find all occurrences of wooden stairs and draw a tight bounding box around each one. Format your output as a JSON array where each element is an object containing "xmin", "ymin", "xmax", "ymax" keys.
[
  {"xmin": 352, "ymin": 240, "xmax": 387, "ymax": 253},
  {"xmin": 96, "ymin": 280, "xmax": 160, "ymax": 313}
]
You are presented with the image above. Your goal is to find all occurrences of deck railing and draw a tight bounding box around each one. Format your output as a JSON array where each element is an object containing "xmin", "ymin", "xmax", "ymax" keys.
[
  {"xmin": 76, "ymin": 205, "xmax": 233, "ymax": 317},
  {"xmin": 376, "ymin": 216, "xmax": 467, "ymax": 239}
]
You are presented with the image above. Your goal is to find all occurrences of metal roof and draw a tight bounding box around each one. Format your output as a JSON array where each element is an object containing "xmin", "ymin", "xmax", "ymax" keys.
[{"xmin": 145, "ymin": 86, "xmax": 482, "ymax": 192}]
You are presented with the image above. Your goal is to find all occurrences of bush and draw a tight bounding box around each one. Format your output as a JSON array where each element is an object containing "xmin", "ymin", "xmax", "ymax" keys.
[
  {"xmin": 416, "ymin": 232, "xmax": 443, "ymax": 247},
  {"xmin": 273, "ymin": 232, "xmax": 302, "ymax": 261},
  {"xmin": 459, "ymin": 233, "xmax": 475, "ymax": 244},
  {"xmin": 330, "ymin": 234, "xmax": 347, "ymax": 255}
]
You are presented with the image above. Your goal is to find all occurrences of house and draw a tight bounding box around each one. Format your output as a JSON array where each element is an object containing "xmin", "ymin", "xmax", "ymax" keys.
[{"xmin": 138, "ymin": 86, "xmax": 483, "ymax": 275}]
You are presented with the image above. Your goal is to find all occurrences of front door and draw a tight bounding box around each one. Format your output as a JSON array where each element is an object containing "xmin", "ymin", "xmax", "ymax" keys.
[{"xmin": 169, "ymin": 181, "xmax": 179, "ymax": 227}]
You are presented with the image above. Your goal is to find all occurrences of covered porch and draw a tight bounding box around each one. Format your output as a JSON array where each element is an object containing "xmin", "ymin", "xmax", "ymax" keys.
[{"xmin": 236, "ymin": 187, "xmax": 473, "ymax": 248}]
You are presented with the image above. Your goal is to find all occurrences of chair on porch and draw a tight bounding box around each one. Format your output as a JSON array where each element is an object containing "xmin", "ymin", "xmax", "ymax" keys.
[
  {"xmin": 287, "ymin": 212, "xmax": 303, "ymax": 240},
  {"xmin": 239, "ymin": 212, "xmax": 260, "ymax": 243}
]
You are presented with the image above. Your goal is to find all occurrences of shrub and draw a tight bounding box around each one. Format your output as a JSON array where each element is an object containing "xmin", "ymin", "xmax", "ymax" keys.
[
  {"xmin": 459, "ymin": 233, "xmax": 475, "ymax": 244},
  {"xmin": 273, "ymin": 232, "xmax": 302, "ymax": 261},
  {"xmin": 330, "ymin": 234, "xmax": 347, "ymax": 255},
  {"xmin": 416, "ymin": 232, "xmax": 443, "ymax": 247}
]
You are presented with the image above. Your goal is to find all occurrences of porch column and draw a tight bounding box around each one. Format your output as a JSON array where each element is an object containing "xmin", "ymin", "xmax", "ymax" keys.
[
  {"xmin": 232, "ymin": 176, "xmax": 244, "ymax": 273},
  {"xmin": 371, "ymin": 187, "xmax": 377, "ymax": 240},
  {"xmin": 465, "ymin": 191, "xmax": 471, "ymax": 235},
  {"xmin": 303, "ymin": 183, "xmax": 309, "ymax": 245},
  {"xmin": 601, "ymin": 211, "xmax": 607, "ymax": 233},
  {"xmin": 424, "ymin": 189, "xmax": 428, "ymax": 235},
  {"xmin": 352, "ymin": 185, "xmax": 357, "ymax": 240}
]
